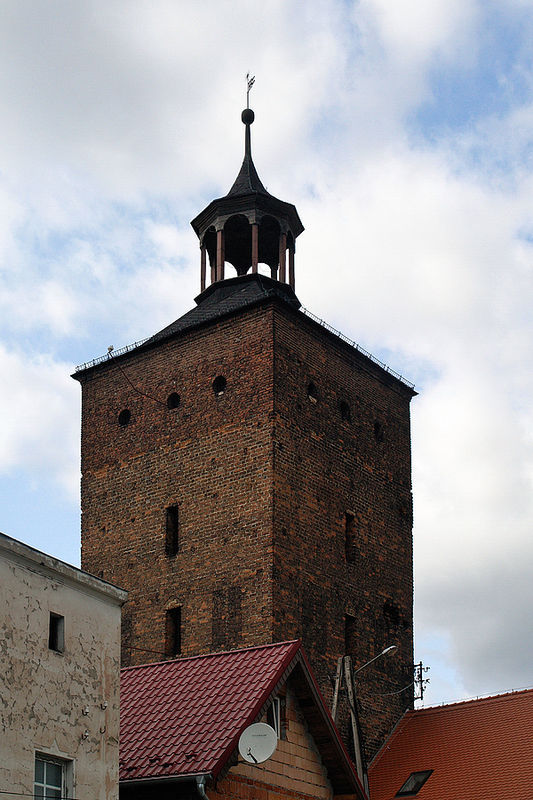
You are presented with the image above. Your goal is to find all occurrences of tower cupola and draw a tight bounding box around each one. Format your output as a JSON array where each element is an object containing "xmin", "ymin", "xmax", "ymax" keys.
[{"xmin": 191, "ymin": 107, "xmax": 304, "ymax": 292}]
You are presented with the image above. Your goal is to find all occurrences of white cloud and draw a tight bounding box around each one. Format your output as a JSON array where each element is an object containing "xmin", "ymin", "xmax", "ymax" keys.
[
  {"xmin": 360, "ymin": 0, "xmax": 478, "ymax": 62},
  {"xmin": 1, "ymin": 0, "xmax": 533, "ymax": 705},
  {"xmin": 0, "ymin": 345, "xmax": 79, "ymax": 500}
]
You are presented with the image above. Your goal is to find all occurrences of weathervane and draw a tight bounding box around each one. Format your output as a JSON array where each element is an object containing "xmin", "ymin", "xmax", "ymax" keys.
[{"xmin": 246, "ymin": 73, "xmax": 255, "ymax": 109}]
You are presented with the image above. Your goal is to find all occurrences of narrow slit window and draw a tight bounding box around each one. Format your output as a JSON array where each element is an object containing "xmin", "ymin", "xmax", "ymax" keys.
[
  {"xmin": 340, "ymin": 400, "xmax": 351, "ymax": 422},
  {"xmin": 165, "ymin": 505, "xmax": 179, "ymax": 556},
  {"xmin": 118, "ymin": 409, "xmax": 131, "ymax": 426},
  {"xmin": 374, "ymin": 420, "xmax": 385, "ymax": 442},
  {"xmin": 48, "ymin": 613, "xmax": 65, "ymax": 653},
  {"xmin": 165, "ymin": 607, "xmax": 182, "ymax": 657},
  {"xmin": 307, "ymin": 382, "xmax": 319, "ymax": 403},
  {"xmin": 345, "ymin": 613, "xmax": 357, "ymax": 656},
  {"xmin": 345, "ymin": 511, "xmax": 355, "ymax": 563}
]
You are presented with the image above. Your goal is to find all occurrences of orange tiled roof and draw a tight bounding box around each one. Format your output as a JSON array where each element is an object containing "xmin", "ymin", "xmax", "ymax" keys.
[{"xmin": 368, "ymin": 688, "xmax": 533, "ymax": 800}]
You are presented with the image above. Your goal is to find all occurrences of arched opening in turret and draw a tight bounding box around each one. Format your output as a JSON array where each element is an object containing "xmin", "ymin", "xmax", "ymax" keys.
[
  {"xmin": 224, "ymin": 215, "xmax": 252, "ymax": 276},
  {"xmin": 203, "ymin": 227, "xmax": 217, "ymax": 279},
  {"xmin": 258, "ymin": 215, "xmax": 281, "ymax": 278},
  {"xmin": 192, "ymin": 106, "xmax": 303, "ymax": 292}
]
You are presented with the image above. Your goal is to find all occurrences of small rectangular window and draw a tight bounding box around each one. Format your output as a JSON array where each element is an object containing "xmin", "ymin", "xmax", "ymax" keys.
[
  {"xmin": 165, "ymin": 505, "xmax": 179, "ymax": 556},
  {"xmin": 267, "ymin": 696, "xmax": 287, "ymax": 740},
  {"xmin": 48, "ymin": 613, "xmax": 64, "ymax": 653},
  {"xmin": 165, "ymin": 607, "xmax": 181, "ymax": 657},
  {"xmin": 345, "ymin": 511, "xmax": 355, "ymax": 563},
  {"xmin": 34, "ymin": 754, "xmax": 71, "ymax": 799},
  {"xmin": 345, "ymin": 613, "xmax": 357, "ymax": 656},
  {"xmin": 396, "ymin": 770, "xmax": 433, "ymax": 796}
]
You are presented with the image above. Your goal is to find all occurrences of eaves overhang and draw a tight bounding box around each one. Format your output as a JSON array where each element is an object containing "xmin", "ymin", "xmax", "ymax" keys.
[{"xmin": 191, "ymin": 192, "xmax": 304, "ymax": 240}]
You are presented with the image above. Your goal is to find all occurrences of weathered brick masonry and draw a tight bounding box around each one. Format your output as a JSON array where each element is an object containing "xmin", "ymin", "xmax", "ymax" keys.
[
  {"xmin": 75, "ymin": 278, "xmax": 414, "ymax": 761},
  {"xmin": 271, "ymin": 306, "xmax": 414, "ymax": 758},
  {"xmin": 78, "ymin": 302, "xmax": 277, "ymax": 660}
]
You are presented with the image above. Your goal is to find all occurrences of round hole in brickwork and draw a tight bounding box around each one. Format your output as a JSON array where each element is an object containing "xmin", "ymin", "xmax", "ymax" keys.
[
  {"xmin": 307, "ymin": 382, "xmax": 319, "ymax": 403},
  {"xmin": 374, "ymin": 420, "xmax": 384, "ymax": 442},
  {"xmin": 118, "ymin": 409, "xmax": 131, "ymax": 426},
  {"xmin": 340, "ymin": 400, "xmax": 351, "ymax": 422},
  {"xmin": 212, "ymin": 376, "xmax": 227, "ymax": 396},
  {"xmin": 167, "ymin": 392, "xmax": 181, "ymax": 409}
]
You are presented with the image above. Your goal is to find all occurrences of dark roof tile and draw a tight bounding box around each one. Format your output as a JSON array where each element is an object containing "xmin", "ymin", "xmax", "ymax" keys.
[{"xmin": 144, "ymin": 274, "xmax": 300, "ymax": 346}]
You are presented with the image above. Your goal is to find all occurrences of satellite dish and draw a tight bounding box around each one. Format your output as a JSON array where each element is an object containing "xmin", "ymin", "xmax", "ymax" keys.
[{"xmin": 238, "ymin": 722, "xmax": 278, "ymax": 764}]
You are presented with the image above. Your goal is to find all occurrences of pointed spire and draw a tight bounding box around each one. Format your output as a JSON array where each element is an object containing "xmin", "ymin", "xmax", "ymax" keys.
[
  {"xmin": 191, "ymin": 97, "xmax": 303, "ymax": 292},
  {"xmin": 226, "ymin": 108, "xmax": 268, "ymax": 197}
]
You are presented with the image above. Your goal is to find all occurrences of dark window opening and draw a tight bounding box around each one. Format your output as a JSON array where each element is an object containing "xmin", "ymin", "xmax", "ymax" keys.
[
  {"xmin": 165, "ymin": 505, "xmax": 179, "ymax": 556},
  {"xmin": 118, "ymin": 409, "xmax": 131, "ymax": 426},
  {"xmin": 340, "ymin": 400, "xmax": 351, "ymax": 422},
  {"xmin": 212, "ymin": 376, "xmax": 227, "ymax": 396},
  {"xmin": 345, "ymin": 613, "xmax": 357, "ymax": 656},
  {"xmin": 374, "ymin": 420, "xmax": 384, "ymax": 442},
  {"xmin": 48, "ymin": 613, "xmax": 64, "ymax": 653},
  {"xmin": 396, "ymin": 770, "xmax": 433, "ymax": 796},
  {"xmin": 267, "ymin": 696, "xmax": 287, "ymax": 739},
  {"xmin": 165, "ymin": 607, "xmax": 181, "ymax": 657},
  {"xmin": 167, "ymin": 392, "xmax": 180, "ymax": 409},
  {"xmin": 383, "ymin": 598, "xmax": 401, "ymax": 627},
  {"xmin": 307, "ymin": 382, "xmax": 319, "ymax": 403},
  {"xmin": 345, "ymin": 511, "xmax": 356, "ymax": 563}
]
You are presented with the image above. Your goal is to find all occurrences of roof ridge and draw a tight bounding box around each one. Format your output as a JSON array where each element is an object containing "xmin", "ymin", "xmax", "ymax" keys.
[
  {"xmin": 410, "ymin": 685, "xmax": 533, "ymax": 714},
  {"xmin": 120, "ymin": 638, "xmax": 301, "ymax": 672}
]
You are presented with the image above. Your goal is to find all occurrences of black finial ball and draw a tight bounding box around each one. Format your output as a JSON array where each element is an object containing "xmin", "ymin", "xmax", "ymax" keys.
[{"xmin": 242, "ymin": 108, "xmax": 255, "ymax": 125}]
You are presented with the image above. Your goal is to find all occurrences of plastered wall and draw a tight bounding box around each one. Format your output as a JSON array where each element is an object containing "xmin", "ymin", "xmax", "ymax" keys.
[{"xmin": 0, "ymin": 536, "xmax": 125, "ymax": 800}]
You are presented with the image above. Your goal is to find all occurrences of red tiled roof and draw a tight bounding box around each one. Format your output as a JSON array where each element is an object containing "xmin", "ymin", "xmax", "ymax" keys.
[
  {"xmin": 368, "ymin": 688, "xmax": 533, "ymax": 800},
  {"xmin": 120, "ymin": 640, "xmax": 301, "ymax": 782}
]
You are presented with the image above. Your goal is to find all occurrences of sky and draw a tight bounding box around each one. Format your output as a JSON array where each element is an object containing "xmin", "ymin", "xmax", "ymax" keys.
[{"xmin": 1, "ymin": 0, "xmax": 533, "ymax": 708}]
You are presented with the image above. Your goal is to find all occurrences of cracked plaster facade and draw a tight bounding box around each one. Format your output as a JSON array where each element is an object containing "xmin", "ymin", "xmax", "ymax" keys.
[{"xmin": 0, "ymin": 532, "xmax": 127, "ymax": 800}]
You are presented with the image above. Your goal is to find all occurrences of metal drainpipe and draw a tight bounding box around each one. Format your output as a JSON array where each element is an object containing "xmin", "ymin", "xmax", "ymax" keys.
[{"xmin": 196, "ymin": 775, "xmax": 209, "ymax": 800}]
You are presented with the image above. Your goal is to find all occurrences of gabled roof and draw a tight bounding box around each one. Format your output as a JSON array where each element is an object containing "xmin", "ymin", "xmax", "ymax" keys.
[
  {"xmin": 120, "ymin": 640, "xmax": 365, "ymax": 798},
  {"xmin": 368, "ymin": 688, "xmax": 533, "ymax": 800}
]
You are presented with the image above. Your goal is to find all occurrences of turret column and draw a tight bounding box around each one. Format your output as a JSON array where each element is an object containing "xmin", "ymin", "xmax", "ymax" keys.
[
  {"xmin": 216, "ymin": 229, "xmax": 225, "ymax": 281},
  {"xmin": 251, "ymin": 223, "xmax": 259, "ymax": 273},
  {"xmin": 200, "ymin": 246, "xmax": 207, "ymax": 291},
  {"xmin": 279, "ymin": 233, "xmax": 287, "ymax": 283},
  {"xmin": 289, "ymin": 248, "xmax": 295, "ymax": 291},
  {"xmin": 190, "ymin": 103, "xmax": 303, "ymax": 286}
]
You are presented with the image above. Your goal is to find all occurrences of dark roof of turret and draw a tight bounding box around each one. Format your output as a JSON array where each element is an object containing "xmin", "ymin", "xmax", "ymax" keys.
[
  {"xmin": 145, "ymin": 273, "xmax": 300, "ymax": 345},
  {"xmin": 226, "ymin": 128, "xmax": 268, "ymax": 196},
  {"xmin": 190, "ymin": 109, "xmax": 304, "ymax": 240}
]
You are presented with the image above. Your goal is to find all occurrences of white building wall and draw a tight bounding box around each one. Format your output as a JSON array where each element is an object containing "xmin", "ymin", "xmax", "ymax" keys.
[{"xmin": 0, "ymin": 533, "xmax": 127, "ymax": 800}]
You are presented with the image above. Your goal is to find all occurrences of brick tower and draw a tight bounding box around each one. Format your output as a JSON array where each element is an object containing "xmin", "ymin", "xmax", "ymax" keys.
[{"xmin": 74, "ymin": 106, "xmax": 416, "ymax": 760}]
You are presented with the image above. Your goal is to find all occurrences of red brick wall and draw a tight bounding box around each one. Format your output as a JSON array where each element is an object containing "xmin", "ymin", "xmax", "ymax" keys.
[
  {"xmin": 271, "ymin": 306, "xmax": 414, "ymax": 760},
  {"xmin": 78, "ymin": 306, "xmax": 277, "ymax": 664},
  {"xmin": 77, "ymin": 294, "xmax": 414, "ymax": 759}
]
